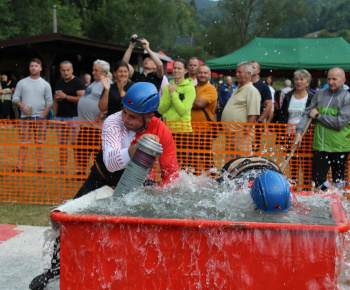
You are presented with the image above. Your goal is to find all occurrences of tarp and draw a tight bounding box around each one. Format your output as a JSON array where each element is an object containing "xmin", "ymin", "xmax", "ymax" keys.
[{"xmin": 206, "ymin": 37, "xmax": 350, "ymax": 71}]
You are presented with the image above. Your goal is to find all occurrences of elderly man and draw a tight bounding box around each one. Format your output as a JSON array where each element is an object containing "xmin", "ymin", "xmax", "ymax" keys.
[
  {"xmin": 73, "ymin": 59, "xmax": 112, "ymax": 181},
  {"xmin": 122, "ymin": 34, "xmax": 164, "ymax": 90},
  {"xmin": 293, "ymin": 67, "xmax": 350, "ymax": 191},
  {"xmin": 222, "ymin": 61, "xmax": 261, "ymax": 154},
  {"xmin": 279, "ymin": 79, "xmax": 293, "ymax": 108},
  {"xmin": 222, "ymin": 62, "xmax": 260, "ymax": 123}
]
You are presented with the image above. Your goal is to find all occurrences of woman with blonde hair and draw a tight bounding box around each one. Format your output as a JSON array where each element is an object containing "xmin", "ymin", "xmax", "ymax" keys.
[{"xmin": 278, "ymin": 69, "xmax": 314, "ymax": 189}]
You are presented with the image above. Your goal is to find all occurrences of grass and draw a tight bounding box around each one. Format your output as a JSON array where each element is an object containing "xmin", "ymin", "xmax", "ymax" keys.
[{"xmin": 0, "ymin": 202, "xmax": 54, "ymax": 226}]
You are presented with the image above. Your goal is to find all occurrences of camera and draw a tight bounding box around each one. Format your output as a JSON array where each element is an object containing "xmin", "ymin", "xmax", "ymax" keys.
[{"xmin": 131, "ymin": 37, "xmax": 143, "ymax": 43}]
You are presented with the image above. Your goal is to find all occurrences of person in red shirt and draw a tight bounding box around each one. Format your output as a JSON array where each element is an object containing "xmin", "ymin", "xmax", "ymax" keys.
[
  {"xmin": 75, "ymin": 82, "xmax": 179, "ymax": 198},
  {"xmin": 29, "ymin": 82, "xmax": 179, "ymax": 290}
]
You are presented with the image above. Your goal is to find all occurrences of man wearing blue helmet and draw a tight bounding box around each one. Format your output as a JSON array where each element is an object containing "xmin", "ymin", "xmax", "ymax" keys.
[
  {"xmin": 217, "ymin": 157, "xmax": 291, "ymax": 213},
  {"xmin": 250, "ymin": 170, "xmax": 291, "ymax": 213},
  {"xmin": 74, "ymin": 82, "xmax": 179, "ymax": 199},
  {"xmin": 29, "ymin": 82, "xmax": 179, "ymax": 290}
]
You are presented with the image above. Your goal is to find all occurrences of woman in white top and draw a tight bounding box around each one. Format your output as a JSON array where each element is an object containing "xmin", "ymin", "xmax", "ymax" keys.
[{"xmin": 278, "ymin": 69, "xmax": 314, "ymax": 189}]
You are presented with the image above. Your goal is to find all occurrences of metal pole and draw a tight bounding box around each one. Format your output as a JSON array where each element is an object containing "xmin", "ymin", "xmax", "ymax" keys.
[{"xmin": 53, "ymin": 5, "xmax": 57, "ymax": 33}]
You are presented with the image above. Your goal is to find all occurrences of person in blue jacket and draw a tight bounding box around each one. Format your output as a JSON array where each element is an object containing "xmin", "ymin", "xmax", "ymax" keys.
[
  {"xmin": 217, "ymin": 76, "xmax": 235, "ymax": 121},
  {"xmin": 218, "ymin": 76, "xmax": 235, "ymax": 108}
]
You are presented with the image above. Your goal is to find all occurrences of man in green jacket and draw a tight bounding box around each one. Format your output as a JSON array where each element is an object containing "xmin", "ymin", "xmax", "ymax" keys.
[{"xmin": 293, "ymin": 67, "xmax": 350, "ymax": 191}]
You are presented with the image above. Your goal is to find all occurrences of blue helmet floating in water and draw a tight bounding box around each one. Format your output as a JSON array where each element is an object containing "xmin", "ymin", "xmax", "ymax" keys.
[
  {"xmin": 122, "ymin": 82, "xmax": 159, "ymax": 113},
  {"xmin": 250, "ymin": 170, "xmax": 291, "ymax": 213}
]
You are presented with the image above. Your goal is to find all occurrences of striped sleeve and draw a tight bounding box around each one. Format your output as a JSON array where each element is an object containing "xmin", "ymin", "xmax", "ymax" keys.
[{"xmin": 102, "ymin": 112, "xmax": 131, "ymax": 172}]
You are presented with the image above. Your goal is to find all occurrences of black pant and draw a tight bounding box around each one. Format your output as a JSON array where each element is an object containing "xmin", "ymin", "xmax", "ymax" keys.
[
  {"xmin": 312, "ymin": 151, "xmax": 349, "ymax": 187},
  {"xmin": 0, "ymin": 100, "xmax": 12, "ymax": 119},
  {"xmin": 74, "ymin": 164, "xmax": 112, "ymax": 199}
]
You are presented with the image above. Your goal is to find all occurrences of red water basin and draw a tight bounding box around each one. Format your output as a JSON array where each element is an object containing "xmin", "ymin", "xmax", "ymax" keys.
[{"xmin": 51, "ymin": 194, "xmax": 349, "ymax": 289}]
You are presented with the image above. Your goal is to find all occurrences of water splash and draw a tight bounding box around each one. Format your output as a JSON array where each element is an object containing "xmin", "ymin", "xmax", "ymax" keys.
[{"xmin": 66, "ymin": 171, "xmax": 337, "ymax": 226}]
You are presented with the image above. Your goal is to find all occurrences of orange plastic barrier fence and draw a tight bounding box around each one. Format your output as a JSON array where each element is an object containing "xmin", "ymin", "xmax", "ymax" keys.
[{"xmin": 0, "ymin": 119, "xmax": 348, "ymax": 205}]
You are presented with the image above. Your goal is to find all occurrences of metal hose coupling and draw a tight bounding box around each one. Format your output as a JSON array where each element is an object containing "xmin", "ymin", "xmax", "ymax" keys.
[{"xmin": 113, "ymin": 136, "xmax": 163, "ymax": 197}]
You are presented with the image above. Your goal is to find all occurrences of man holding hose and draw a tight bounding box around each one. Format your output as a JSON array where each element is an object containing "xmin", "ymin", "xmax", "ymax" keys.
[
  {"xmin": 293, "ymin": 67, "xmax": 350, "ymax": 191},
  {"xmin": 29, "ymin": 82, "xmax": 179, "ymax": 290}
]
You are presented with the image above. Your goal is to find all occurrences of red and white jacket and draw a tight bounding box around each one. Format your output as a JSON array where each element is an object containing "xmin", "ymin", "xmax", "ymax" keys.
[{"xmin": 101, "ymin": 111, "xmax": 179, "ymax": 185}]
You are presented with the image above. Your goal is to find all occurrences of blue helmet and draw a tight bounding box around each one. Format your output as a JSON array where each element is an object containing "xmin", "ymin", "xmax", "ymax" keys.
[
  {"xmin": 250, "ymin": 170, "xmax": 291, "ymax": 213},
  {"xmin": 122, "ymin": 82, "xmax": 159, "ymax": 113}
]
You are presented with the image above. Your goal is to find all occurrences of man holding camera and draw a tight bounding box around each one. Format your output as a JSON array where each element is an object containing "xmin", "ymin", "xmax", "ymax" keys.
[{"xmin": 122, "ymin": 34, "xmax": 164, "ymax": 91}]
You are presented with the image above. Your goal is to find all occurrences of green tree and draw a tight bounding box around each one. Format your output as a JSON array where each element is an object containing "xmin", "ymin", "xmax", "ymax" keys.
[
  {"xmin": 318, "ymin": 29, "xmax": 332, "ymax": 38},
  {"xmin": 219, "ymin": 0, "xmax": 255, "ymax": 46},
  {"xmin": 255, "ymin": 0, "xmax": 310, "ymax": 37},
  {"xmin": 168, "ymin": 44, "xmax": 208, "ymax": 62},
  {"xmin": 337, "ymin": 30, "xmax": 350, "ymax": 43},
  {"xmin": 0, "ymin": 0, "xmax": 83, "ymax": 40},
  {"xmin": 83, "ymin": 0, "xmax": 199, "ymax": 58},
  {"xmin": 55, "ymin": 3, "xmax": 84, "ymax": 36},
  {"xmin": 324, "ymin": 0, "xmax": 350, "ymax": 32},
  {"xmin": 0, "ymin": 0, "xmax": 16, "ymax": 39},
  {"xmin": 84, "ymin": 0, "xmax": 144, "ymax": 44},
  {"xmin": 219, "ymin": 0, "xmax": 310, "ymax": 47},
  {"xmin": 195, "ymin": 22, "xmax": 238, "ymax": 59}
]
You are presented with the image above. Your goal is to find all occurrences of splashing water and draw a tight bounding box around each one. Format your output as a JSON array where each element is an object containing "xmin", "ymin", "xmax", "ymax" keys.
[{"xmin": 68, "ymin": 170, "xmax": 337, "ymax": 226}]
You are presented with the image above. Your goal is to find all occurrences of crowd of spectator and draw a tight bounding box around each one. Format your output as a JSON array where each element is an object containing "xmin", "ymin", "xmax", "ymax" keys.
[
  {"xmin": 1, "ymin": 34, "xmax": 350, "ymax": 194},
  {"xmin": 0, "ymin": 34, "xmax": 347, "ymax": 290}
]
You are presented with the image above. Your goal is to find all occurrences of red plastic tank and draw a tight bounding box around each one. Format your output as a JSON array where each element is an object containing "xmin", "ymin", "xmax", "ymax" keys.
[{"xmin": 51, "ymin": 194, "xmax": 349, "ymax": 289}]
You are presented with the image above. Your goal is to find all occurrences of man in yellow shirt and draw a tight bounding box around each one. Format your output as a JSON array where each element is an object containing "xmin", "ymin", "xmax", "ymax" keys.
[
  {"xmin": 190, "ymin": 65, "xmax": 218, "ymax": 174},
  {"xmin": 221, "ymin": 62, "xmax": 260, "ymax": 123},
  {"xmin": 221, "ymin": 61, "xmax": 261, "ymax": 155},
  {"xmin": 191, "ymin": 65, "xmax": 218, "ymax": 122}
]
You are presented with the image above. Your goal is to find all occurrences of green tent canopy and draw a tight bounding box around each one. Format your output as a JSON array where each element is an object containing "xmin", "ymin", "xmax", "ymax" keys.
[{"xmin": 206, "ymin": 37, "xmax": 350, "ymax": 72}]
